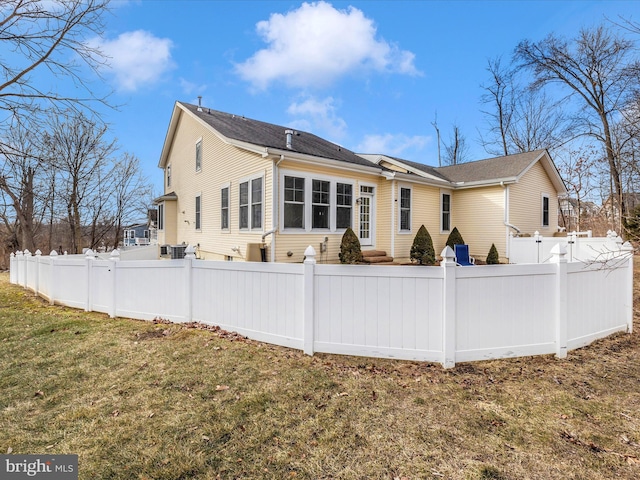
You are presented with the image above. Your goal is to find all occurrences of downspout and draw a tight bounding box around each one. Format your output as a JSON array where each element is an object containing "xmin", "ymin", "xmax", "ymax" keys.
[
  {"xmin": 391, "ymin": 179, "xmax": 396, "ymax": 257},
  {"xmin": 265, "ymin": 154, "xmax": 284, "ymax": 262},
  {"xmin": 501, "ymin": 181, "xmax": 520, "ymax": 260}
]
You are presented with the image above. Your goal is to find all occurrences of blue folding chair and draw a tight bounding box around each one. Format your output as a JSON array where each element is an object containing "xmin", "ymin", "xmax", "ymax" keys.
[{"xmin": 454, "ymin": 244, "xmax": 475, "ymax": 266}]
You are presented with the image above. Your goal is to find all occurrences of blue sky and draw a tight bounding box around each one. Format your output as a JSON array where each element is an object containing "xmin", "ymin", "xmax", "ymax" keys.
[{"xmin": 91, "ymin": 0, "xmax": 640, "ymax": 191}]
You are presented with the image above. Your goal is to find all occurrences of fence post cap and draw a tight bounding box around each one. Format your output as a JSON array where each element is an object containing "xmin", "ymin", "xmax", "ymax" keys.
[
  {"xmin": 10, "ymin": 252, "xmax": 14, "ymax": 258},
  {"xmin": 622, "ymin": 241, "xmax": 634, "ymax": 251},
  {"xmin": 185, "ymin": 244, "xmax": 196, "ymax": 259},
  {"xmin": 304, "ymin": 245, "xmax": 317, "ymax": 263},
  {"xmin": 550, "ymin": 243, "xmax": 567, "ymax": 256},
  {"xmin": 440, "ymin": 245, "xmax": 455, "ymax": 264},
  {"xmin": 49, "ymin": 250, "xmax": 58, "ymax": 256},
  {"xmin": 85, "ymin": 249, "xmax": 94, "ymax": 257},
  {"xmin": 110, "ymin": 249, "xmax": 121, "ymax": 260},
  {"xmin": 35, "ymin": 249, "xmax": 42, "ymax": 256},
  {"xmin": 23, "ymin": 249, "xmax": 31, "ymax": 256}
]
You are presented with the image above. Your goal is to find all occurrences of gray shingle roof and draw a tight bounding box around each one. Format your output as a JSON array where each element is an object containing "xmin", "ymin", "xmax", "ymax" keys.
[
  {"xmin": 179, "ymin": 102, "xmax": 379, "ymax": 169},
  {"xmin": 433, "ymin": 150, "xmax": 547, "ymax": 183}
]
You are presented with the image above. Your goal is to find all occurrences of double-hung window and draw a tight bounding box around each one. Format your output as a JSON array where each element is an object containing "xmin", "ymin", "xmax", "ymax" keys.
[
  {"xmin": 542, "ymin": 195, "xmax": 550, "ymax": 227},
  {"xmin": 284, "ymin": 176, "xmax": 305, "ymax": 229},
  {"xmin": 166, "ymin": 165, "xmax": 171, "ymax": 188},
  {"xmin": 239, "ymin": 174, "xmax": 263, "ymax": 230},
  {"xmin": 195, "ymin": 140, "xmax": 202, "ymax": 172},
  {"xmin": 158, "ymin": 204, "xmax": 164, "ymax": 230},
  {"xmin": 336, "ymin": 183, "xmax": 352, "ymax": 229},
  {"xmin": 195, "ymin": 195, "xmax": 201, "ymax": 230},
  {"xmin": 312, "ymin": 180, "xmax": 330, "ymax": 229},
  {"xmin": 441, "ymin": 192, "xmax": 451, "ymax": 232},
  {"xmin": 400, "ymin": 187, "xmax": 411, "ymax": 231},
  {"xmin": 221, "ymin": 185, "xmax": 229, "ymax": 230},
  {"xmin": 282, "ymin": 173, "xmax": 353, "ymax": 232}
]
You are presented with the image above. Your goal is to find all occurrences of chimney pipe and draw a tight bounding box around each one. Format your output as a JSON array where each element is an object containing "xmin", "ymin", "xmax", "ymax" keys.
[
  {"xmin": 285, "ymin": 129, "xmax": 293, "ymax": 149},
  {"xmin": 197, "ymin": 96, "xmax": 203, "ymax": 112}
]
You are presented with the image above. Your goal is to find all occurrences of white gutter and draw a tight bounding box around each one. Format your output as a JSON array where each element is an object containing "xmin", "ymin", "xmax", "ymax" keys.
[
  {"xmin": 500, "ymin": 181, "xmax": 520, "ymax": 260},
  {"xmin": 266, "ymin": 155, "xmax": 285, "ymax": 262},
  {"xmin": 390, "ymin": 178, "xmax": 396, "ymax": 257}
]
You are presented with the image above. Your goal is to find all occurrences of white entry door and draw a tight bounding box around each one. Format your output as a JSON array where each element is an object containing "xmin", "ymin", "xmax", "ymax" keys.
[{"xmin": 359, "ymin": 186, "xmax": 375, "ymax": 246}]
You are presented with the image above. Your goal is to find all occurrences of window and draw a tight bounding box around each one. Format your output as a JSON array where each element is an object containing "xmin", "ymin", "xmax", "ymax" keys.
[
  {"xmin": 312, "ymin": 179, "xmax": 330, "ymax": 229},
  {"xmin": 251, "ymin": 177, "xmax": 262, "ymax": 229},
  {"xmin": 221, "ymin": 186, "xmax": 229, "ymax": 230},
  {"xmin": 441, "ymin": 192, "xmax": 451, "ymax": 232},
  {"xmin": 158, "ymin": 204, "xmax": 164, "ymax": 230},
  {"xmin": 239, "ymin": 175, "xmax": 263, "ymax": 230},
  {"xmin": 144, "ymin": 230, "xmax": 150, "ymax": 239},
  {"xmin": 239, "ymin": 182, "xmax": 249, "ymax": 229},
  {"xmin": 542, "ymin": 195, "xmax": 550, "ymax": 227},
  {"xmin": 195, "ymin": 195, "xmax": 201, "ymax": 230},
  {"xmin": 284, "ymin": 175, "xmax": 305, "ymax": 229},
  {"xmin": 400, "ymin": 187, "xmax": 411, "ymax": 231},
  {"xmin": 195, "ymin": 140, "xmax": 202, "ymax": 172},
  {"xmin": 166, "ymin": 165, "xmax": 171, "ymax": 187},
  {"xmin": 129, "ymin": 229, "xmax": 135, "ymax": 238},
  {"xmin": 336, "ymin": 183, "xmax": 352, "ymax": 229}
]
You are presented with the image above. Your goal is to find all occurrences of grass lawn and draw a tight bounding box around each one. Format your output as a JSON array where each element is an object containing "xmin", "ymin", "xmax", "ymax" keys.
[{"xmin": 1, "ymin": 267, "xmax": 640, "ymax": 480}]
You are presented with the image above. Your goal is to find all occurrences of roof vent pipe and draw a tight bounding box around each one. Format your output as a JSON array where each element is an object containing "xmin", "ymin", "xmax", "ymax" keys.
[
  {"xmin": 197, "ymin": 96, "xmax": 203, "ymax": 112},
  {"xmin": 285, "ymin": 129, "xmax": 293, "ymax": 149}
]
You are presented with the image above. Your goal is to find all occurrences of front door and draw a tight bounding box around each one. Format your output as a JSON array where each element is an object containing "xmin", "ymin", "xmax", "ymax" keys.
[{"xmin": 359, "ymin": 185, "xmax": 375, "ymax": 246}]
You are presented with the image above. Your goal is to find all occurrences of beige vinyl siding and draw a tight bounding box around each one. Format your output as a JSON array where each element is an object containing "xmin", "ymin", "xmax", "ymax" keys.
[
  {"xmin": 390, "ymin": 183, "xmax": 443, "ymax": 262},
  {"xmin": 453, "ymin": 186, "xmax": 506, "ymax": 260},
  {"xmin": 275, "ymin": 160, "xmax": 381, "ymax": 263},
  {"xmin": 509, "ymin": 162, "xmax": 559, "ymax": 237},
  {"xmin": 164, "ymin": 111, "xmax": 272, "ymax": 260},
  {"xmin": 375, "ymin": 181, "xmax": 392, "ymax": 254},
  {"xmin": 162, "ymin": 201, "xmax": 178, "ymax": 245}
]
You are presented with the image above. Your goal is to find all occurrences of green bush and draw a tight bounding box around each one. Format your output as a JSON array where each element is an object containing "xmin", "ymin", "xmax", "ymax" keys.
[
  {"xmin": 338, "ymin": 227, "xmax": 363, "ymax": 264},
  {"xmin": 445, "ymin": 227, "xmax": 465, "ymax": 248},
  {"xmin": 410, "ymin": 225, "xmax": 436, "ymax": 265},
  {"xmin": 486, "ymin": 243, "xmax": 500, "ymax": 264}
]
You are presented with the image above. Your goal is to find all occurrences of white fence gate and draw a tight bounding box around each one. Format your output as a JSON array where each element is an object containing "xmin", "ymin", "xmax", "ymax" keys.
[{"xmin": 9, "ymin": 241, "xmax": 634, "ymax": 368}]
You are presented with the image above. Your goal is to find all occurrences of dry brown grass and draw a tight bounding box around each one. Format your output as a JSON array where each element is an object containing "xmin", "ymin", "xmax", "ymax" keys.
[{"xmin": 1, "ymin": 264, "xmax": 639, "ymax": 479}]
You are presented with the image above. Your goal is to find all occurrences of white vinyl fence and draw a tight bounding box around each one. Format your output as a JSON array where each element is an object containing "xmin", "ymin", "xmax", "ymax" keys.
[{"xmin": 9, "ymin": 242, "xmax": 634, "ymax": 368}]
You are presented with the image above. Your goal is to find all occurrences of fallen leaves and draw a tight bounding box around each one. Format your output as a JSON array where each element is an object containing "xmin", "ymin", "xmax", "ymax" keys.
[{"xmin": 215, "ymin": 385, "xmax": 230, "ymax": 391}]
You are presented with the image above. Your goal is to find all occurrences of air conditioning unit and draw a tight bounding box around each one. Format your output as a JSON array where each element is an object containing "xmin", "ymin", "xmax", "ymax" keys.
[
  {"xmin": 159, "ymin": 245, "xmax": 170, "ymax": 257},
  {"xmin": 170, "ymin": 245, "xmax": 187, "ymax": 259}
]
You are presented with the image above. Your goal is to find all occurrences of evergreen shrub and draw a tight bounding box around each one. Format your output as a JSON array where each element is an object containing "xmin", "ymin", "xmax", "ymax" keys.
[
  {"xmin": 410, "ymin": 225, "xmax": 436, "ymax": 265},
  {"xmin": 486, "ymin": 243, "xmax": 500, "ymax": 264},
  {"xmin": 445, "ymin": 227, "xmax": 465, "ymax": 248},
  {"xmin": 339, "ymin": 227, "xmax": 363, "ymax": 264}
]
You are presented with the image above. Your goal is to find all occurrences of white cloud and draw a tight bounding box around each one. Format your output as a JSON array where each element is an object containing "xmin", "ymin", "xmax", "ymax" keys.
[
  {"xmin": 287, "ymin": 95, "xmax": 347, "ymax": 139},
  {"xmin": 356, "ymin": 133, "xmax": 430, "ymax": 156},
  {"xmin": 93, "ymin": 30, "xmax": 174, "ymax": 92},
  {"xmin": 235, "ymin": 1, "xmax": 420, "ymax": 90}
]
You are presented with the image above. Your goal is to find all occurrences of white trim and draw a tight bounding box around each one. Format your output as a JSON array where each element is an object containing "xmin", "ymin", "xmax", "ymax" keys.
[
  {"xmin": 195, "ymin": 137, "xmax": 203, "ymax": 173},
  {"xmin": 542, "ymin": 193, "xmax": 550, "ymax": 227},
  {"xmin": 440, "ymin": 189, "xmax": 452, "ymax": 234},
  {"xmin": 195, "ymin": 192, "xmax": 202, "ymax": 231},
  {"xmin": 238, "ymin": 172, "xmax": 264, "ymax": 232},
  {"xmin": 358, "ymin": 182, "xmax": 376, "ymax": 246},
  {"xmin": 398, "ymin": 184, "xmax": 412, "ymax": 233},
  {"xmin": 390, "ymin": 179, "xmax": 396, "ymax": 257},
  {"xmin": 220, "ymin": 182, "xmax": 230, "ymax": 232},
  {"xmin": 279, "ymin": 169, "xmax": 355, "ymax": 234}
]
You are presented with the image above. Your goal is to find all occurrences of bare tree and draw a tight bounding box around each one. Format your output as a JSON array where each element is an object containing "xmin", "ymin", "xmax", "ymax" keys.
[
  {"xmin": 480, "ymin": 56, "xmax": 515, "ymax": 156},
  {"xmin": 0, "ymin": 0, "xmax": 111, "ymax": 122},
  {"xmin": 443, "ymin": 123, "xmax": 469, "ymax": 165},
  {"xmin": 45, "ymin": 112, "xmax": 116, "ymax": 253},
  {"xmin": 515, "ymin": 24, "xmax": 640, "ymax": 230}
]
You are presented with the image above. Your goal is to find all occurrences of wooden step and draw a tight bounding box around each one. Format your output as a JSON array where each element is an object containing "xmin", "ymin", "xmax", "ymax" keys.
[
  {"xmin": 365, "ymin": 256, "xmax": 395, "ymax": 264},
  {"xmin": 361, "ymin": 250, "xmax": 388, "ymax": 258}
]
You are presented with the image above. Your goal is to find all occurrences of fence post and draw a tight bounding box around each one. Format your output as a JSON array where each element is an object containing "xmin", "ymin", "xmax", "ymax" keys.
[
  {"xmin": 622, "ymin": 241, "xmax": 634, "ymax": 334},
  {"xmin": 550, "ymin": 244, "xmax": 568, "ymax": 359},
  {"xmin": 303, "ymin": 245, "xmax": 316, "ymax": 356},
  {"xmin": 85, "ymin": 249, "xmax": 96, "ymax": 312},
  {"xmin": 109, "ymin": 249, "xmax": 120, "ymax": 318},
  {"xmin": 23, "ymin": 249, "xmax": 31, "ymax": 289},
  {"xmin": 49, "ymin": 250, "xmax": 58, "ymax": 305},
  {"xmin": 184, "ymin": 244, "xmax": 196, "ymax": 323},
  {"xmin": 9, "ymin": 252, "xmax": 15, "ymax": 284},
  {"xmin": 34, "ymin": 250, "xmax": 42, "ymax": 296},
  {"xmin": 534, "ymin": 231, "xmax": 542, "ymax": 263},
  {"xmin": 441, "ymin": 246, "xmax": 457, "ymax": 369}
]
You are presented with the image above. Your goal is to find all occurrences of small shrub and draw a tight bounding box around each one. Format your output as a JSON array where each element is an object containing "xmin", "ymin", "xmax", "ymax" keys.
[
  {"xmin": 445, "ymin": 227, "xmax": 465, "ymax": 248},
  {"xmin": 410, "ymin": 225, "xmax": 435, "ymax": 265},
  {"xmin": 486, "ymin": 243, "xmax": 500, "ymax": 264},
  {"xmin": 338, "ymin": 227, "xmax": 363, "ymax": 264}
]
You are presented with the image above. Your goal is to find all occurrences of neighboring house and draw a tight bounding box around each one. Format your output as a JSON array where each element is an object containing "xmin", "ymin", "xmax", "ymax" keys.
[
  {"xmin": 602, "ymin": 192, "xmax": 640, "ymax": 229},
  {"xmin": 558, "ymin": 197, "xmax": 600, "ymax": 232},
  {"xmin": 123, "ymin": 223, "xmax": 151, "ymax": 247},
  {"xmin": 155, "ymin": 101, "xmax": 567, "ymax": 263}
]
